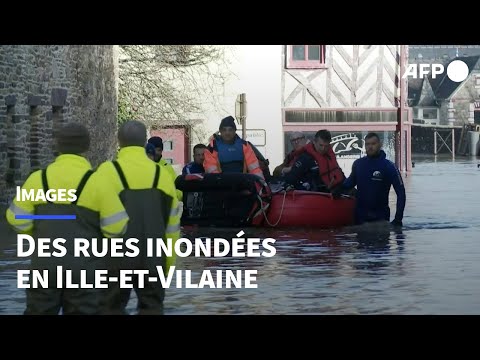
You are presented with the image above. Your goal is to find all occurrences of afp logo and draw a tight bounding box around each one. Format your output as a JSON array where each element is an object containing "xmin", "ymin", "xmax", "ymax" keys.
[{"xmin": 402, "ymin": 60, "xmax": 469, "ymax": 82}]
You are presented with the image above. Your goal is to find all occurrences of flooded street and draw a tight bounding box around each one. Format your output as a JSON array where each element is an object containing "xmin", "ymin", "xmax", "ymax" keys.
[{"xmin": 1, "ymin": 156, "xmax": 479, "ymax": 314}]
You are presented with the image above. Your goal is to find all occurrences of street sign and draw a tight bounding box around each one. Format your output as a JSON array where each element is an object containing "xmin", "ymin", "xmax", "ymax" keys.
[{"xmin": 236, "ymin": 129, "xmax": 266, "ymax": 146}]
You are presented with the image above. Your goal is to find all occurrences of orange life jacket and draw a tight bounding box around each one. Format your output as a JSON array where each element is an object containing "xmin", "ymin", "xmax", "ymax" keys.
[
  {"xmin": 203, "ymin": 134, "xmax": 265, "ymax": 180},
  {"xmin": 296, "ymin": 143, "xmax": 345, "ymax": 190}
]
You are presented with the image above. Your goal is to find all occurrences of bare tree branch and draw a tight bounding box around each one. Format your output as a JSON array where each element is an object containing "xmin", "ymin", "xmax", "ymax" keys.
[{"xmin": 118, "ymin": 45, "xmax": 234, "ymax": 139}]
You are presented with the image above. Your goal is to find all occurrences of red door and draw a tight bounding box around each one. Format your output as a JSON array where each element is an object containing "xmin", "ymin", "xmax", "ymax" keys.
[{"xmin": 150, "ymin": 126, "xmax": 188, "ymax": 166}]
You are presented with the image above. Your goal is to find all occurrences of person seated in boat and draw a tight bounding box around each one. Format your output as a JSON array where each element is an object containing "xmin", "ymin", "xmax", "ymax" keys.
[
  {"xmin": 203, "ymin": 115, "xmax": 265, "ymax": 180},
  {"xmin": 282, "ymin": 129, "xmax": 345, "ymax": 192},
  {"xmin": 273, "ymin": 132, "xmax": 308, "ymax": 178},
  {"xmin": 182, "ymin": 144, "xmax": 207, "ymax": 175},
  {"xmin": 145, "ymin": 143, "xmax": 156, "ymax": 161}
]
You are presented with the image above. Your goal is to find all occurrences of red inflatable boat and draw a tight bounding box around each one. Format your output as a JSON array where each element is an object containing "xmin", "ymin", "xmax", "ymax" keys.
[
  {"xmin": 260, "ymin": 190, "xmax": 355, "ymax": 228},
  {"xmin": 176, "ymin": 173, "xmax": 355, "ymax": 228}
]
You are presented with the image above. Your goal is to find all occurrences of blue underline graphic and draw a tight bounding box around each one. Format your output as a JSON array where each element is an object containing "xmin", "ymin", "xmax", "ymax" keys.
[{"xmin": 15, "ymin": 215, "xmax": 76, "ymax": 220}]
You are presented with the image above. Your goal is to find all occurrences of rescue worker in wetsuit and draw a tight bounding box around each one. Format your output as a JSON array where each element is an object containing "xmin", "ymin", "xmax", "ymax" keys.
[
  {"xmin": 283, "ymin": 129, "xmax": 345, "ymax": 192},
  {"xmin": 336, "ymin": 132, "xmax": 406, "ymax": 227},
  {"xmin": 6, "ymin": 123, "xmax": 129, "ymax": 315},
  {"xmin": 96, "ymin": 121, "xmax": 181, "ymax": 315},
  {"xmin": 203, "ymin": 116, "xmax": 265, "ymax": 180},
  {"xmin": 147, "ymin": 136, "xmax": 183, "ymax": 201}
]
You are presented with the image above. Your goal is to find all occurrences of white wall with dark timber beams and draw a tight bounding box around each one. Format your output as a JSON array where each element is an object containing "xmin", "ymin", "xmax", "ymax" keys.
[{"xmin": 283, "ymin": 45, "xmax": 401, "ymax": 109}]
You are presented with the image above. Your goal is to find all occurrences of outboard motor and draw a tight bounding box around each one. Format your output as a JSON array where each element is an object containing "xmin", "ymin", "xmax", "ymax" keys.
[{"xmin": 186, "ymin": 191, "xmax": 204, "ymax": 218}]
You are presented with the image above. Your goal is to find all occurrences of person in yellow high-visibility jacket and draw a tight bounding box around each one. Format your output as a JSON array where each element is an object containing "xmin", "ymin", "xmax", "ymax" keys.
[
  {"xmin": 147, "ymin": 136, "xmax": 183, "ymax": 201},
  {"xmin": 96, "ymin": 121, "xmax": 181, "ymax": 315},
  {"xmin": 5, "ymin": 122, "xmax": 129, "ymax": 315}
]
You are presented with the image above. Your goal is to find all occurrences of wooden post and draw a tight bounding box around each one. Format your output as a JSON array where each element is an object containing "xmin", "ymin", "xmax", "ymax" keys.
[
  {"xmin": 452, "ymin": 128, "xmax": 455, "ymax": 160},
  {"xmin": 235, "ymin": 93, "xmax": 247, "ymax": 140},
  {"xmin": 241, "ymin": 93, "xmax": 247, "ymax": 140}
]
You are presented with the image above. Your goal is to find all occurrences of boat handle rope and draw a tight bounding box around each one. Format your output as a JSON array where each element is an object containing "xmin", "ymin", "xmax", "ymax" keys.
[{"xmin": 258, "ymin": 190, "xmax": 287, "ymax": 227}]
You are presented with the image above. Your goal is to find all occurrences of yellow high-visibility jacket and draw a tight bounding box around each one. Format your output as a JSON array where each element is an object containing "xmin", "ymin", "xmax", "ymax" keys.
[
  {"xmin": 96, "ymin": 146, "xmax": 181, "ymax": 272},
  {"xmin": 6, "ymin": 154, "xmax": 129, "ymax": 237}
]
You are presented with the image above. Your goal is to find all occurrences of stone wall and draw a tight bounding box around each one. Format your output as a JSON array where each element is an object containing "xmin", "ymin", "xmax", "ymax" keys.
[
  {"xmin": 0, "ymin": 45, "xmax": 118, "ymax": 205},
  {"xmin": 451, "ymin": 74, "xmax": 480, "ymax": 125}
]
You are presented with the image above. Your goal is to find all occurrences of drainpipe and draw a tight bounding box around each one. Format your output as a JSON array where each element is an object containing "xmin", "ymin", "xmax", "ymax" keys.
[{"xmin": 396, "ymin": 45, "xmax": 407, "ymax": 172}]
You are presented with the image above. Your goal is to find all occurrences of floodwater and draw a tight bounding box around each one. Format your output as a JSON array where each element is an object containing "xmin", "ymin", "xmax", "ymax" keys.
[{"xmin": 1, "ymin": 155, "xmax": 479, "ymax": 314}]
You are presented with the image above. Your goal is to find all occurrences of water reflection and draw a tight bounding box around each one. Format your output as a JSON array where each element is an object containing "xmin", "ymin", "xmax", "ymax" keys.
[{"xmin": 2, "ymin": 156, "xmax": 480, "ymax": 314}]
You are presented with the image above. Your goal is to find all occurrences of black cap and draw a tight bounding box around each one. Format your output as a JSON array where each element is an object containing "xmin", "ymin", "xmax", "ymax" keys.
[
  {"xmin": 56, "ymin": 122, "xmax": 90, "ymax": 154},
  {"xmin": 219, "ymin": 116, "xmax": 237, "ymax": 131},
  {"xmin": 145, "ymin": 143, "xmax": 156, "ymax": 157},
  {"xmin": 148, "ymin": 136, "xmax": 163, "ymax": 150}
]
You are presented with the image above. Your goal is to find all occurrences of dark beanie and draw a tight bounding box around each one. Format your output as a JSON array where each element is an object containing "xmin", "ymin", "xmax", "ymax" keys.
[
  {"xmin": 148, "ymin": 136, "xmax": 163, "ymax": 150},
  {"xmin": 56, "ymin": 122, "xmax": 90, "ymax": 154},
  {"xmin": 145, "ymin": 143, "xmax": 156, "ymax": 157},
  {"xmin": 219, "ymin": 116, "xmax": 237, "ymax": 131}
]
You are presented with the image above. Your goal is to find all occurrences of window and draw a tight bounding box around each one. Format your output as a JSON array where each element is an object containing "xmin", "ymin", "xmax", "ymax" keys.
[
  {"xmin": 473, "ymin": 110, "xmax": 480, "ymax": 125},
  {"xmin": 163, "ymin": 158, "xmax": 173, "ymax": 164},
  {"xmin": 421, "ymin": 108, "xmax": 438, "ymax": 120},
  {"xmin": 475, "ymin": 75, "xmax": 480, "ymax": 87},
  {"xmin": 474, "ymin": 110, "xmax": 480, "ymax": 125},
  {"xmin": 287, "ymin": 45, "xmax": 326, "ymax": 69},
  {"xmin": 163, "ymin": 141, "xmax": 173, "ymax": 151},
  {"xmin": 284, "ymin": 109, "xmax": 397, "ymax": 123}
]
